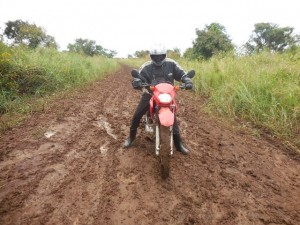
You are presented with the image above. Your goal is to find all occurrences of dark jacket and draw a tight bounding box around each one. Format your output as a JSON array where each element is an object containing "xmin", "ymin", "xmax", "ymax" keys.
[{"xmin": 139, "ymin": 58, "xmax": 186, "ymax": 85}]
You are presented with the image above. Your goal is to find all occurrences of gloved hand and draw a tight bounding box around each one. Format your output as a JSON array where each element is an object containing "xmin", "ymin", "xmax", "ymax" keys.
[
  {"xmin": 185, "ymin": 82, "xmax": 193, "ymax": 90},
  {"xmin": 132, "ymin": 78, "xmax": 142, "ymax": 89},
  {"xmin": 182, "ymin": 77, "xmax": 193, "ymax": 89}
]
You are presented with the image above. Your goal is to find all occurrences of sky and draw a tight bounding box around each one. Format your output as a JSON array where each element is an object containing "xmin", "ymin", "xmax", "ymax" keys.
[{"xmin": 1, "ymin": 0, "xmax": 300, "ymax": 57}]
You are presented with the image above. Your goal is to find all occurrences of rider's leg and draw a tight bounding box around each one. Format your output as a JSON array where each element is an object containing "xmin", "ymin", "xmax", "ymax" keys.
[
  {"xmin": 124, "ymin": 93, "xmax": 152, "ymax": 148},
  {"xmin": 124, "ymin": 129, "xmax": 137, "ymax": 148},
  {"xmin": 173, "ymin": 118, "xmax": 190, "ymax": 155}
]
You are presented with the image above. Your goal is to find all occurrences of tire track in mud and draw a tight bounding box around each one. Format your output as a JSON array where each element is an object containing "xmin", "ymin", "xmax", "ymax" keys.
[{"xmin": 0, "ymin": 65, "xmax": 300, "ymax": 225}]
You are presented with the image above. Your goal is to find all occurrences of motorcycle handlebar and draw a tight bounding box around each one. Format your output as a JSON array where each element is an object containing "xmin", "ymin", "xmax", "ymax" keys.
[
  {"xmin": 139, "ymin": 83, "xmax": 189, "ymax": 90},
  {"xmin": 132, "ymin": 69, "xmax": 193, "ymax": 90}
]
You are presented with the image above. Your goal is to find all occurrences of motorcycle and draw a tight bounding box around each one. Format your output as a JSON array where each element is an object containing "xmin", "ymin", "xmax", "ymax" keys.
[{"xmin": 131, "ymin": 69, "xmax": 195, "ymax": 179}]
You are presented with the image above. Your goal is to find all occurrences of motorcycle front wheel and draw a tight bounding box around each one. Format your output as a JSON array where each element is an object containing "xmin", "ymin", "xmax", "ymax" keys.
[{"xmin": 159, "ymin": 125, "xmax": 171, "ymax": 179}]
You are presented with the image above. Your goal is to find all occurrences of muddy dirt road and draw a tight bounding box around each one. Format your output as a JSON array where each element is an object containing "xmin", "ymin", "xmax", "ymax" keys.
[{"xmin": 0, "ymin": 65, "xmax": 300, "ymax": 225}]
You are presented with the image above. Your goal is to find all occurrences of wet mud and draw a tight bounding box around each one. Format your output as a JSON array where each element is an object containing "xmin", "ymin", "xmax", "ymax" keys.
[{"xmin": 0, "ymin": 65, "xmax": 299, "ymax": 225}]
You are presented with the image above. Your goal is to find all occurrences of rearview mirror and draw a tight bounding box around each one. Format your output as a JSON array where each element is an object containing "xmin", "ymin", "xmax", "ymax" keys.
[
  {"xmin": 187, "ymin": 70, "xmax": 195, "ymax": 78},
  {"xmin": 131, "ymin": 69, "xmax": 139, "ymax": 78}
]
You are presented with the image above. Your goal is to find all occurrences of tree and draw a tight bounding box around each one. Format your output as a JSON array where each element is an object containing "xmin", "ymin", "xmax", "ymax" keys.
[
  {"xmin": 186, "ymin": 23, "xmax": 234, "ymax": 60},
  {"xmin": 245, "ymin": 23, "xmax": 299, "ymax": 53},
  {"xmin": 43, "ymin": 35, "xmax": 59, "ymax": 49},
  {"xmin": 134, "ymin": 50, "xmax": 149, "ymax": 58},
  {"xmin": 133, "ymin": 48, "xmax": 181, "ymax": 59},
  {"xmin": 0, "ymin": 27, "xmax": 3, "ymax": 42},
  {"xmin": 68, "ymin": 38, "xmax": 96, "ymax": 56},
  {"xmin": 3, "ymin": 20, "xmax": 58, "ymax": 49},
  {"xmin": 102, "ymin": 49, "xmax": 117, "ymax": 58},
  {"xmin": 67, "ymin": 38, "xmax": 116, "ymax": 58},
  {"xmin": 167, "ymin": 48, "xmax": 181, "ymax": 60},
  {"xmin": 183, "ymin": 48, "xmax": 194, "ymax": 59}
]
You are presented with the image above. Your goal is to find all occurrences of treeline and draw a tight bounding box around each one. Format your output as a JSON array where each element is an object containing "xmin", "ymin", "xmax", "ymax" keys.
[
  {"xmin": 1, "ymin": 20, "xmax": 299, "ymax": 59},
  {"xmin": 131, "ymin": 22, "xmax": 300, "ymax": 60},
  {"xmin": 0, "ymin": 19, "xmax": 117, "ymax": 58},
  {"xmin": 185, "ymin": 22, "xmax": 300, "ymax": 59}
]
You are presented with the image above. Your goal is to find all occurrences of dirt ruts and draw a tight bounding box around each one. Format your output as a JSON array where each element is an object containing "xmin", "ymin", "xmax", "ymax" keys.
[{"xmin": 0, "ymin": 65, "xmax": 299, "ymax": 225}]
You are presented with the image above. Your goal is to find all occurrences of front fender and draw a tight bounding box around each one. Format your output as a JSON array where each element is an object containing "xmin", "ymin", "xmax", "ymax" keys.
[{"xmin": 158, "ymin": 107, "xmax": 174, "ymax": 127}]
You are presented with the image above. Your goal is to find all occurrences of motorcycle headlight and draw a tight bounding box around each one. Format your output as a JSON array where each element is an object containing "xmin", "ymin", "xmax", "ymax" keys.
[{"xmin": 158, "ymin": 93, "xmax": 172, "ymax": 103}]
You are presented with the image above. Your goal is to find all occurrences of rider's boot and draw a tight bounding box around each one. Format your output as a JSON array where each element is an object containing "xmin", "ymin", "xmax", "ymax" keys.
[
  {"xmin": 173, "ymin": 133, "xmax": 190, "ymax": 155},
  {"xmin": 124, "ymin": 129, "xmax": 137, "ymax": 148}
]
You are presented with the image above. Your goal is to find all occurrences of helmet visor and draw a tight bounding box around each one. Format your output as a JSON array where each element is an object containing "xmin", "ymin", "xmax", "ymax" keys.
[{"xmin": 150, "ymin": 54, "xmax": 166, "ymax": 64}]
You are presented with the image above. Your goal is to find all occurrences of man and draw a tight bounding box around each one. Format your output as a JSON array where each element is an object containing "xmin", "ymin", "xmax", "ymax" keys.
[{"xmin": 124, "ymin": 46, "xmax": 193, "ymax": 155}]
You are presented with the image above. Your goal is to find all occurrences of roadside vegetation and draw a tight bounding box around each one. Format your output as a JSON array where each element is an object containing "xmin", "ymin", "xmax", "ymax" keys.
[
  {"xmin": 1, "ymin": 19, "xmax": 299, "ymax": 150},
  {"xmin": 180, "ymin": 50, "xmax": 300, "ymax": 149},
  {"xmin": 0, "ymin": 20, "xmax": 120, "ymax": 131},
  {"xmin": 122, "ymin": 51, "xmax": 300, "ymax": 150},
  {"xmin": 122, "ymin": 22, "xmax": 300, "ymax": 150},
  {"xmin": 0, "ymin": 44, "xmax": 119, "ymax": 130}
]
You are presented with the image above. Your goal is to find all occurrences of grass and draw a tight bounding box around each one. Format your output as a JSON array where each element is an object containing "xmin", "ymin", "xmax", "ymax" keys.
[
  {"xmin": 0, "ymin": 44, "xmax": 119, "ymax": 131},
  {"xmin": 179, "ymin": 51, "xmax": 300, "ymax": 149},
  {"xmin": 2, "ymin": 44, "xmax": 299, "ymax": 150},
  {"xmin": 117, "ymin": 53, "xmax": 300, "ymax": 149}
]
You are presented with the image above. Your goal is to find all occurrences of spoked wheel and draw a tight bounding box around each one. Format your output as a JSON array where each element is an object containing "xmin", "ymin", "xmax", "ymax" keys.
[{"xmin": 159, "ymin": 125, "xmax": 171, "ymax": 179}]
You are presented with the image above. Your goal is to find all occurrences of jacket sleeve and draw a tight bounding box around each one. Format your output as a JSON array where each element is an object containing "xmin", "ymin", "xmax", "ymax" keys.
[
  {"xmin": 139, "ymin": 61, "xmax": 152, "ymax": 84},
  {"xmin": 172, "ymin": 61, "xmax": 186, "ymax": 81}
]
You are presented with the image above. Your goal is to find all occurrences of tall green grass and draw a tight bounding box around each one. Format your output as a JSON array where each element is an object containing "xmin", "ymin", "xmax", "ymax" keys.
[
  {"xmin": 180, "ymin": 51, "xmax": 300, "ymax": 147},
  {"xmin": 0, "ymin": 44, "xmax": 119, "ymax": 129}
]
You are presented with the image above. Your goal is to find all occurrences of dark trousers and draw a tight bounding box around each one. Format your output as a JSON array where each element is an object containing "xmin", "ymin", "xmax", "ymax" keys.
[{"xmin": 130, "ymin": 93, "xmax": 180, "ymax": 134}]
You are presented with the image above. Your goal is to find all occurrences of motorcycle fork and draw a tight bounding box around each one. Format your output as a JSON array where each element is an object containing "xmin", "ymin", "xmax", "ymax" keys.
[
  {"xmin": 145, "ymin": 115, "xmax": 153, "ymax": 133},
  {"xmin": 169, "ymin": 105, "xmax": 176, "ymax": 156},
  {"xmin": 170, "ymin": 126, "xmax": 174, "ymax": 156},
  {"xmin": 155, "ymin": 123, "xmax": 160, "ymax": 156}
]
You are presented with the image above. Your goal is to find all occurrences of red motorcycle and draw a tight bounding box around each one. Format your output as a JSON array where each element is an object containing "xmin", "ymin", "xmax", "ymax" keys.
[{"xmin": 131, "ymin": 69, "xmax": 195, "ymax": 179}]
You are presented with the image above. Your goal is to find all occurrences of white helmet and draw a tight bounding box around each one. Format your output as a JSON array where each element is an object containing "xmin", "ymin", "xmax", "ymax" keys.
[{"xmin": 150, "ymin": 45, "xmax": 167, "ymax": 66}]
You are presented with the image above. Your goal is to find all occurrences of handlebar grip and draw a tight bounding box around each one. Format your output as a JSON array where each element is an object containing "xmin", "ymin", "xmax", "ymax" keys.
[
  {"xmin": 179, "ymin": 84, "xmax": 186, "ymax": 89},
  {"xmin": 138, "ymin": 75, "xmax": 147, "ymax": 83}
]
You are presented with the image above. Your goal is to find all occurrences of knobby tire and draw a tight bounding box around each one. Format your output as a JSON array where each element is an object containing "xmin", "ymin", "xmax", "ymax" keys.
[{"xmin": 159, "ymin": 125, "xmax": 171, "ymax": 179}]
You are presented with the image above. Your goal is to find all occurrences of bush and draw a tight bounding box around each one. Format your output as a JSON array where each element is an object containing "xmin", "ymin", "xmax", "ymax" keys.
[{"xmin": 0, "ymin": 44, "xmax": 119, "ymax": 115}]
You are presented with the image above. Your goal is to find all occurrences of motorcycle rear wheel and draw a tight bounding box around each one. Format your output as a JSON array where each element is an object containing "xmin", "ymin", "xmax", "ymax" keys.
[{"xmin": 159, "ymin": 125, "xmax": 171, "ymax": 179}]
